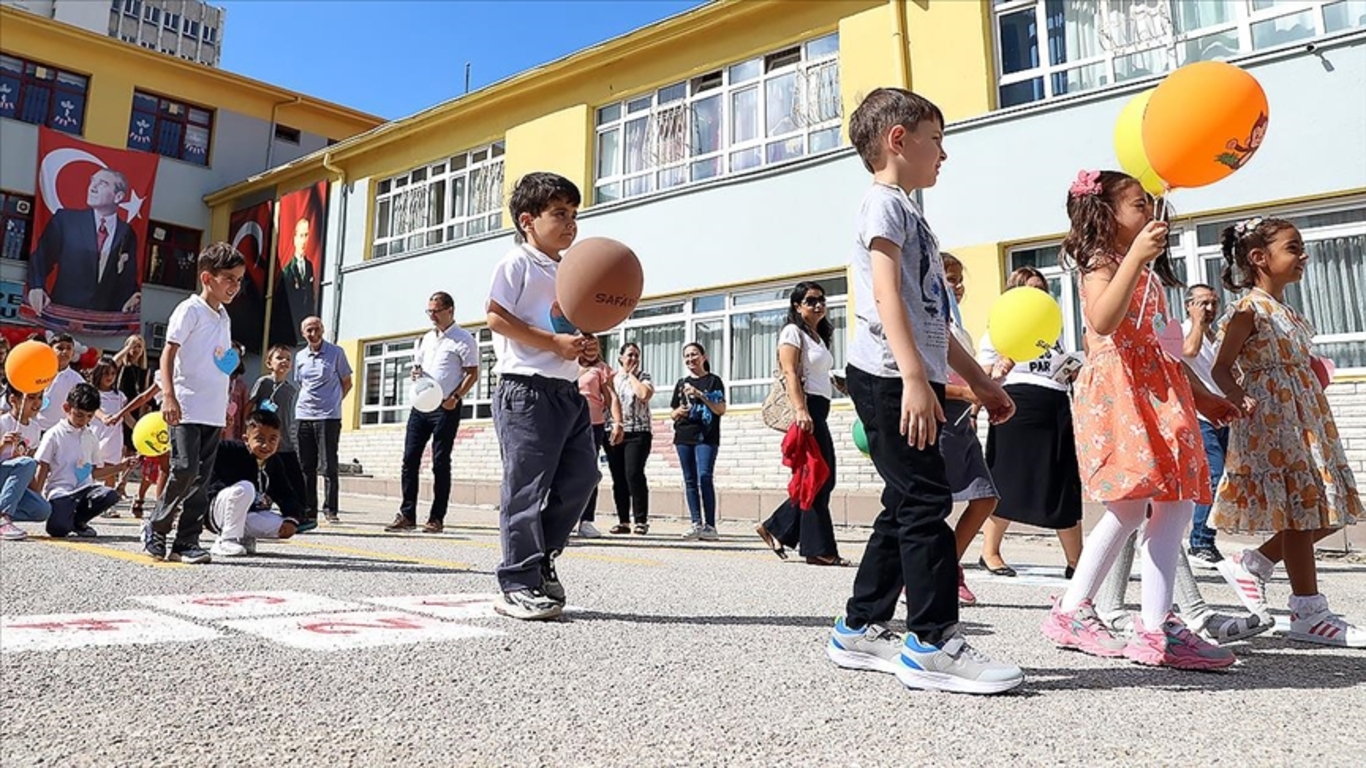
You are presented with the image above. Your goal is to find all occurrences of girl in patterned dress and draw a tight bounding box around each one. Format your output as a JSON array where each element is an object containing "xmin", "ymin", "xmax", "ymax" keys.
[
  {"xmin": 1211, "ymin": 217, "xmax": 1364, "ymax": 647},
  {"xmin": 1040, "ymin": 170, "xmax": 1241, "ymax": 670}
]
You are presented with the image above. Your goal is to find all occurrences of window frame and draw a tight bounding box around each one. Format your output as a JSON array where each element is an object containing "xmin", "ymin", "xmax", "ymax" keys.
[
  {"xmin": 992, "ymin": 0, "xmax": 1363, "ymax": 108},
  {"xmin": 127, "ymin": 89, "xmax": 214, "ymax": 166},
  {"xmin": 0, "ymin": 53, "xmax": 90, "ymax": 136},
  {"xmin": 370, "ymin": 140, "xmax": 506, "ymax": 260},
  {"xmin": 591, "ymin": 32, "xmax": 841, "ymax": 205},
  {"xmin": 143, "ymin": 220, "xmax": 205, "ymax": 291}
]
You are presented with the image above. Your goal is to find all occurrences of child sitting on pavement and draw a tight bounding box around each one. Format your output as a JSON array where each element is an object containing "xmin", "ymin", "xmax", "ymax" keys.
[
  {"xmin": 0, "ymin": 387, "xmax": 52, "ymax": 540},
  {"xmin": 205, "ymin": 408, "xmax": 302, "ymax": 557},
  {"xmin": 34, "ymin": 383, "xmax": 136, "ymax": 537}
]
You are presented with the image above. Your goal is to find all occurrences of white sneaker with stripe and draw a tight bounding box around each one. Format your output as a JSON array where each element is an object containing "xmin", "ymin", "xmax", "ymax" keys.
[
  {"xmin": 1288, "ymin": 594, "xmax": 1366, "ymax": 648},
  {"xmin": 1216, "ymin": 552, "xmax": 1271, "ymax": 619}
]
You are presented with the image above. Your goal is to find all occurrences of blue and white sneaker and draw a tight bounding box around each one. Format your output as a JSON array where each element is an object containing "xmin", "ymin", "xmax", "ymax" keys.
[
  {"xmin": 898, "ymin": 626, "xmax": 1025, "ymax": 695},
  {"xmin": 141, "ymin": 522, "xmax": 166, "ymax": 560},
  {"xmin": 826, "ymin": 618, "xmax": 903, "ymax": 675}
]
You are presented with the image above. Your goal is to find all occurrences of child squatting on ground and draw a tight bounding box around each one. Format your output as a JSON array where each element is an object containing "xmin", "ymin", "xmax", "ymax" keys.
[{"xmin": 205, "ymin": 408, "xmax": 302, "ymax": 557}]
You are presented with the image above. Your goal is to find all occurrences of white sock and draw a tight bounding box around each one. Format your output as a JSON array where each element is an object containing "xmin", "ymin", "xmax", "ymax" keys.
[
  {"xmin": 1242, "ymin": 547, "xmax": 1275, "ymax": 580},
  {"xmin": 1060, "ymin": 499, "xmax": 1147, "ymax": 613},
  {"xmin": 1138, "ymin": 500, "xmax": 1192, "ymax": 629}
]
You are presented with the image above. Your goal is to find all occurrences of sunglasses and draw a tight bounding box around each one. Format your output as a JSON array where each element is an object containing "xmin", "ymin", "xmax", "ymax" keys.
[{"xmin": 801, "ymin": 296, "xmax": 827, "ymax": 307}]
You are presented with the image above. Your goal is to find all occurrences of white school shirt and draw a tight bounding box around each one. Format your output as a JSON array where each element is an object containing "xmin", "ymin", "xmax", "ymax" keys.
[
  {"xmin": 416, "ymin": 323, "xmax": 479, "ymax": 398},
  {"xmin": 977, "ymin": 331, "xmax": 1076, "ymax": 392},
  {"xmin": 37, "ymin": 367, "xmax": 85, "ymax": 431},
  {"xmin": 487, "ymin": 244, "xmax": 579, "ymax": 382},
  {"xmin": 35, "ymin": 419, "xmax": 100, "ymax": 498},
  {"xmin": 94, "ymin": 389, "xmax": 128, "ymax": 465},
  {"xmin": 165, "ymin": 294, "xmax": 233, "ymax": 427},
  {"xmin": 0, "ymin": 412, "xmax": 42, "ymax": 460},
  {"xmin": 778, "ymin": 323, "xmax": 835, "ymax": 399},
  {"xmin": 1181, "ymin": 319, "xmax": 1225, "ymax": 423}
]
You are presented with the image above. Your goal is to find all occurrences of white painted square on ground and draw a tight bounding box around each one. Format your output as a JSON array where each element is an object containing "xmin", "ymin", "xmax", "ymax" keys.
[
  {"xmin": 364, "ymin": 593, "xmax": 585, "ymax": 620},
  {"xmin": 1, "ymin": 610, "xmax": 220, "ymax": 653},
  {"xmin": 131, "ymin": 590, "xmax": 366, "ymax": 620},
  {"xmin": 220, "ymin": 610, "xmax": 504, "ymax": 651}
]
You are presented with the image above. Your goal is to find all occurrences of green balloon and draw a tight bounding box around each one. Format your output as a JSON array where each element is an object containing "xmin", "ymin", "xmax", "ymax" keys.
[{"xmin": 852, "ymin": 419, "xmax": 869, "ymax": 455}]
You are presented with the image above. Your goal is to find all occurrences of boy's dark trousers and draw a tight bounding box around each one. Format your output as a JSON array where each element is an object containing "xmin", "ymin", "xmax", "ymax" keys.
[
  {"xmin": 45, "ymin": 486, "xmax": 119, "ymax": 537},
  {"xmin": 844, "ymin": 367, "xmax": 958, "ymax": 645},
  {"xmin": 147, "ymin": 423, "xmax": 221, "ymax": 548},
  {"xmin": 492, "ymin": 374, "xmax": 599, "ymax": 593}
]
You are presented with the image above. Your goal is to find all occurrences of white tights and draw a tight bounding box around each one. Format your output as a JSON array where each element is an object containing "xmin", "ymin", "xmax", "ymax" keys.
[{"xmin": 1059, "ymin": 498, "xmax": 1193, "ymax": 629}]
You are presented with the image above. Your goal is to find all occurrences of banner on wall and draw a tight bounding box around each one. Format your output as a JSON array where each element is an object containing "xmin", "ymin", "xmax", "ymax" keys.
[
  {"xmin": 25, "ymin": 127, "xmax": 160, "ymax": 336},
  {"xmin": 270, "ymin": 181, "xmax": 328, "ymax": 347},
  {"xmin": 228, "ymin": 201, "xmax": 273, "ymax": 355}
]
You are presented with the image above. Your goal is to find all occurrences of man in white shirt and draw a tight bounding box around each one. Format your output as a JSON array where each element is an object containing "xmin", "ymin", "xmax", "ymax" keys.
[
  {"xmin": 386, "ymin": 292, "xmax": 478, "ymax": 534},
  {"xmin": 1181, "ymin": 284, "xmax": 1227, "ymax": 568}
]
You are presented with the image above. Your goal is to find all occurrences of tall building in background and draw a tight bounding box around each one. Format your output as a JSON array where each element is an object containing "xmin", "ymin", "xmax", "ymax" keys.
[{"xmin": 2, "ymin": 0, "xmax": 225, "ymax": 67}]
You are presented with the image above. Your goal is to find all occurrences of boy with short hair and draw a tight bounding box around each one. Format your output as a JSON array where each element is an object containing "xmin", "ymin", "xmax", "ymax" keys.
[
  {"xmin": 485, "ymin": 172, "xmax": 598, "ymax": 620},
  {"xmin": 825, "ymin": 88, "xmax": 1024, "ymax": 694},
  {"xmin": 142, "ymin": 242, "xmax": 246, "ymax": 563},
  {"xmin": 205, "ymin": 408, "xmax": 302, "ymax": 557},
  {"xmin": 34, "ymin": 383, "xmax": 135, "ymax": 537},
  {"xmin": 36, "ymin": 334, "xmax": 84, "ymax": 431},
  {"xmin": 0, "ymin": 387, "xmax": 52, "ymax": 540},
  {"xmin": 249, "ymin": 343, "xmax": 309, "ymax": 531}
]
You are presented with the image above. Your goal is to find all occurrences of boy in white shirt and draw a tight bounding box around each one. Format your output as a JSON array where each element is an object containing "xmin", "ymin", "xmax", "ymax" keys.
[
  {"xmin": 36, "ymin": 334, "xmax": 84, "ymax": 431},
  {"xmin": 0, "ymin": 386, "xmax": 51, "ymax": 540},
  {"xmin": 485, "ymin": 172, "xmax": 598, "ymax": 621},
  {"xmin": 142, "ymin": 242, "xmax": 246, "ymax": 564},
  {"xmin": 34, "ymin": 383, "xmax": 135, "ymax": 537}
]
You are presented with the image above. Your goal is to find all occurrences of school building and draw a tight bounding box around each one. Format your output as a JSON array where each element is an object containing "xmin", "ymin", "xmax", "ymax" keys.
[
  {"xmin": 195, "ymin": 0, "xmax": 1366, "ymax": 525},
  {"xmin": 0, "ymin": 6, "xmax": 382, "ymax": 353}
]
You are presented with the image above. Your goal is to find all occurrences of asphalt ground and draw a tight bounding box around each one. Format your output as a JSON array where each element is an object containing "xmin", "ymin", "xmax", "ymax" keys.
[{"xmin": 2, "ymin": 495, "xmax": 1363, "ymax": 767}]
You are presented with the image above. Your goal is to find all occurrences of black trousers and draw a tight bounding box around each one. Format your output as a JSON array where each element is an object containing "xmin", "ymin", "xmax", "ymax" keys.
[
  {"xmin": 605, "ymin": 430, "xmax": 650, "ymax": 524},
  {"xmin": 399, "ymin": 406, "xmax": 462, "ymax": 523},
  {"xmin": 148, "ymin": 423, "xmax": 221, "ymax": 547},
  {"xmin": 762, "ymin": 395, "xmax": 839, "ymax": 558},
  {"xmin": 581, "ymin": 424, "xmax": 606, "ymax": 523},
  {"xmin": 844, "ymin": 368, "xmax": 956, "ymax": 645},
  {"xmin": 296, "ymin": 418, "xmax": 341, "ymax": 519}
]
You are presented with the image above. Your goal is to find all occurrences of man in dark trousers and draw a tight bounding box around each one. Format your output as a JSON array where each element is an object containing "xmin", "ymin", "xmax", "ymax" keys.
[{"xmin": 28, "ymin": 168, "xmax": 141, "ymax": 315}]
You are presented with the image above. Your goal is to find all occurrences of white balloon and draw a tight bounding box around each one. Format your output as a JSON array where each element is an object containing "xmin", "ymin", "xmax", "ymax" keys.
[{"xmin": 410, "ymin": 375, "xmax": 443, "ymax": 413}]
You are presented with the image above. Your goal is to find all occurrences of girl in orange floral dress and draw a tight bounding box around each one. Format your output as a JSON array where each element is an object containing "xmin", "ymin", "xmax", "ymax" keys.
[
  {"xmin": 1211, "ymin": 217, "xmax": 1363, "ymax": 647},
  {"xmin": 1040, "ymin": 170, "xmax": 1241, "ymax": 670}
]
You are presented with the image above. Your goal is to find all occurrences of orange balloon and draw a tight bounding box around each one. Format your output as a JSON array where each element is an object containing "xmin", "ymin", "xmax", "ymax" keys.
[
  {"xmin": 1142, "ymin": 61, "xmax": 1269, "ymax": 189},
  {"xmin": 4, "ymin": 340, "xmax": 58, "ymax": 394}
]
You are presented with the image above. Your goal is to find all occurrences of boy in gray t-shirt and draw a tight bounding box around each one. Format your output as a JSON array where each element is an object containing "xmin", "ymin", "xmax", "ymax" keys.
[{"xmin": 825, "ymin": 88, "xmax": 1023, "ymax": 696}]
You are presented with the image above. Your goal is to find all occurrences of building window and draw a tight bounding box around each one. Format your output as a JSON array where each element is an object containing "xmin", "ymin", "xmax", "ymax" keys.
[
  {"xmin": 1, "ymin": 191, "xmax": 35, "ymax": 262},
  {"xmin": 143, "ymin": 5, "xmax": 160, "ymax": 24},
  {"xmin": 163, "ymin": 12, "xmax": 179, "ymax": 31},
  {"xmin": 123, "ymin": 0, "xmax": 142, "ymax": 16},
  {"xmin": 1008, "ymin": 200, "xmax": 1366, "ymax": 371},
  {"xmin": 592, "ymin": 32, "xmax": 841, "ymax": 205},
  {"xmin": 184, "ymin": 18, "xmax": 200, "ymax": 38},
  {"xmin": 360, "ymin": 327, "xmax": 498, "ymax": 426},
  {"xmin": 993, "ymin": 0, "xmax": 1365, "ymax": 108},
  {"xmin": 143, "ymin": 221, "xmax": 203, "ymax": 291},
  {"xmin": 0, "ymin": 55, "xmax": 88, "ymax": 135},
  {"xmin": 371, "ymin": 141, "xmax": 505, "ymax": 259},
  {"xmin": 127, "ymin": 90, "xmax": 213, "ymax": 165},
  {"xmin": 204, "ymin": 26, "xmax": 218, "ymax": 43},
  {"xmin": 274, "ymin": 124, "xmax": 301, "ymax": 144}
]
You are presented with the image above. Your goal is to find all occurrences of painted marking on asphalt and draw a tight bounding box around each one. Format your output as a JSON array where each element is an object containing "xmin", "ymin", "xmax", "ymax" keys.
[
  {"xmin": 971, "ymin": 564, "xmax": 1072, "ymax": 587},
  {"xmin": 282, "ymin": 540, "xmax": 472, "ymax": 570},
  {"xmin": 220, "ymin": 610, "xmax": 503, "ymax": 651},
  {"xmin": 132, "ymin": 590, "xmax": 367, "ymax": 620},
  {"xmin": 1, "ymin": 610, "xmax": 219, "ymax": 653},
  {"xmin": 34, "ymin": 539, "xmax": 189, "ymax": 568},
  {"xmin": 364, "ymin": 593, "xmax": 583, "ymax": 620}
]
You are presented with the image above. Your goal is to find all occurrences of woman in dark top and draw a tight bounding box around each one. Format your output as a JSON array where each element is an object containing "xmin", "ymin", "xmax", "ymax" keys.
[
  {"xmin": 113, "ymin": 334, "xmax": 149, "ymax": 450},
  {"xmin": 671, "ymin": 342, "xmax": 727, "ymax": 541}
]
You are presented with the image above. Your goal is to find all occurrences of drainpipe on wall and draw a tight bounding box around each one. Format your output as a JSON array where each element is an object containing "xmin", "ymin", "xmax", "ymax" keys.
[
  {"xmin": 321, "ymin": 151, "xmax": 347, "ymax": 343},
  {"xmin": 889, "ymin": 0, "xmax": 910, "ymax": 89},
  {"xmin": 265, "ymin": 94, "xmax": 303, "ymax": 171}
]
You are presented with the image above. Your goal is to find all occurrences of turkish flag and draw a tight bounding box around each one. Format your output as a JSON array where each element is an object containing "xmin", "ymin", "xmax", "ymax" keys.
[
  {"xmin": 228, "ymin": 201, "xmax": 273, "ymax": 354},
  {"xmin": 26, "ymin": 126, "xmax": 159, "ymax": 335}
]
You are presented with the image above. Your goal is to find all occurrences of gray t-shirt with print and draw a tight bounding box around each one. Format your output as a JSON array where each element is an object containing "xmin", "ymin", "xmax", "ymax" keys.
[{"xmin": 847, "ymin": 183, "xmax": 950, "ymax": 384}]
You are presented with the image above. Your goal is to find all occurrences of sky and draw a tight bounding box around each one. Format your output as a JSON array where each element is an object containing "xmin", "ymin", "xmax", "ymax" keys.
[{"xmin": 218, "ymin": 0, "xmax": 709, "ymax": 119}]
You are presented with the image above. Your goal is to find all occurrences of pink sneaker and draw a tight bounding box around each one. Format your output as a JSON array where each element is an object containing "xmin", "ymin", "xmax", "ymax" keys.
[
  {"xmin": 1126, "ymin": 614, "xmax": 1235, "ymax": 670},
  {"xmin": 957, "ymin": 565, "xmax": 977, "ymax": 607},
  {"xmin": 0, "ymin": 517, "xmax": 26, "ymax": 541},
  {"xmin": 1041, "ymin": 598, "xmax": 1128, "ymax": 657}
]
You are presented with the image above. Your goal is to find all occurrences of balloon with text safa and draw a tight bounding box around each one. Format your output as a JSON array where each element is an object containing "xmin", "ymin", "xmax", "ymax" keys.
[
  {"xmin": 1113, "ymin": 88, "xmax": 1167, "ymax": 197},
  {"xmin": 1142, "ymin": 61, "xmax": 1269, "ymax": 189}
]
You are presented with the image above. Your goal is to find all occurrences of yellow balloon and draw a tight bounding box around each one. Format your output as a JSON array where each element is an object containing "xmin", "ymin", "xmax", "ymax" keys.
[
  {"xmin": 1114, "ymin": 88, "xmax": 1167, "ymax": 197},
  {"xmin": 133, "ymin": 411, "xmax": 170, "ymax": 457},
  {"xmin": 988, "ymin": 287, "xmax": 1063, "ymax": 362}
]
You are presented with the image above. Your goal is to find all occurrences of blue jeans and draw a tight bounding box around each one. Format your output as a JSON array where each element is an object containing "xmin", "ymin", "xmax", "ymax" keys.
[
  {"xmin": 676, "ymin": 442, "xmax": 718, "ymax": 527},
  {"xmin": 1190, "ymin": 420, "xmax": 1228, "ymax": 551},
  {"xmin": 0, "ymin": 456, "xmax": 51, "ymax": 522}
]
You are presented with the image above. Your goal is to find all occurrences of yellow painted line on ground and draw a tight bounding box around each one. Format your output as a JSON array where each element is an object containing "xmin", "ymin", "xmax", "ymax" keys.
[
  {"xmin": 284, "ymin": 540, "xmax": 472, "ymax": 570},
  {"xmin": 35, "ymin": 539, "xmax": 189, "ymax": 568},
  {"xmin": 302, "ymin": 527, "xmax": 662, "ymax": 567}
]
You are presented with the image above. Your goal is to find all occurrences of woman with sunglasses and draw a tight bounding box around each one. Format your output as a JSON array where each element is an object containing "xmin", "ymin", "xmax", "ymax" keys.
[{"xmin": 756, "ymin": 281, "xmax": 850, "ymax": 566}]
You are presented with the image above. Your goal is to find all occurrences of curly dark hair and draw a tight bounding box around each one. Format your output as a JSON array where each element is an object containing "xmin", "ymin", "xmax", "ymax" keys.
[
  {"xmin": 784, "ymin": 281, "xmax": 833, "ymax": 347},
  {"xmin": 1005, "ymin": 266, "xmax": 1046, "ymax": 289},
  {"xmin": 1220, "ymin": 217, "xmax": 1298, "ymax": 291},
  {"xmin": 1061, "ymin": 170, "xmax": 1181, "ymax": 288},
  {"xmin": 509, "ymin": 172, "xmax": 580, "ymax": 244}
]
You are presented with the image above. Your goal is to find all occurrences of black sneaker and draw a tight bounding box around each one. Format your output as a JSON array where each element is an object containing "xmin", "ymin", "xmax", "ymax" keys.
[
  {"xmin": 73, "ymin": 525, "xmax": 98, "ymax": 538},
  {"xmin": 541, "ymin": 552, "xmax": 565, "ymax": 605},
  {"xmin": 493, "ymin": 588, "xmax": 563, "ymax": 621},
  {"xmin": 1188, "ymin": 546, "xmax": 1223, "ymax": 569},
  {"xmin": 169, "ymin": 544, "xmax": 212, "ymax": 564},
  {"xmin": 142, "ymin": 523, "xmax": 167, "ymax": 560}
]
